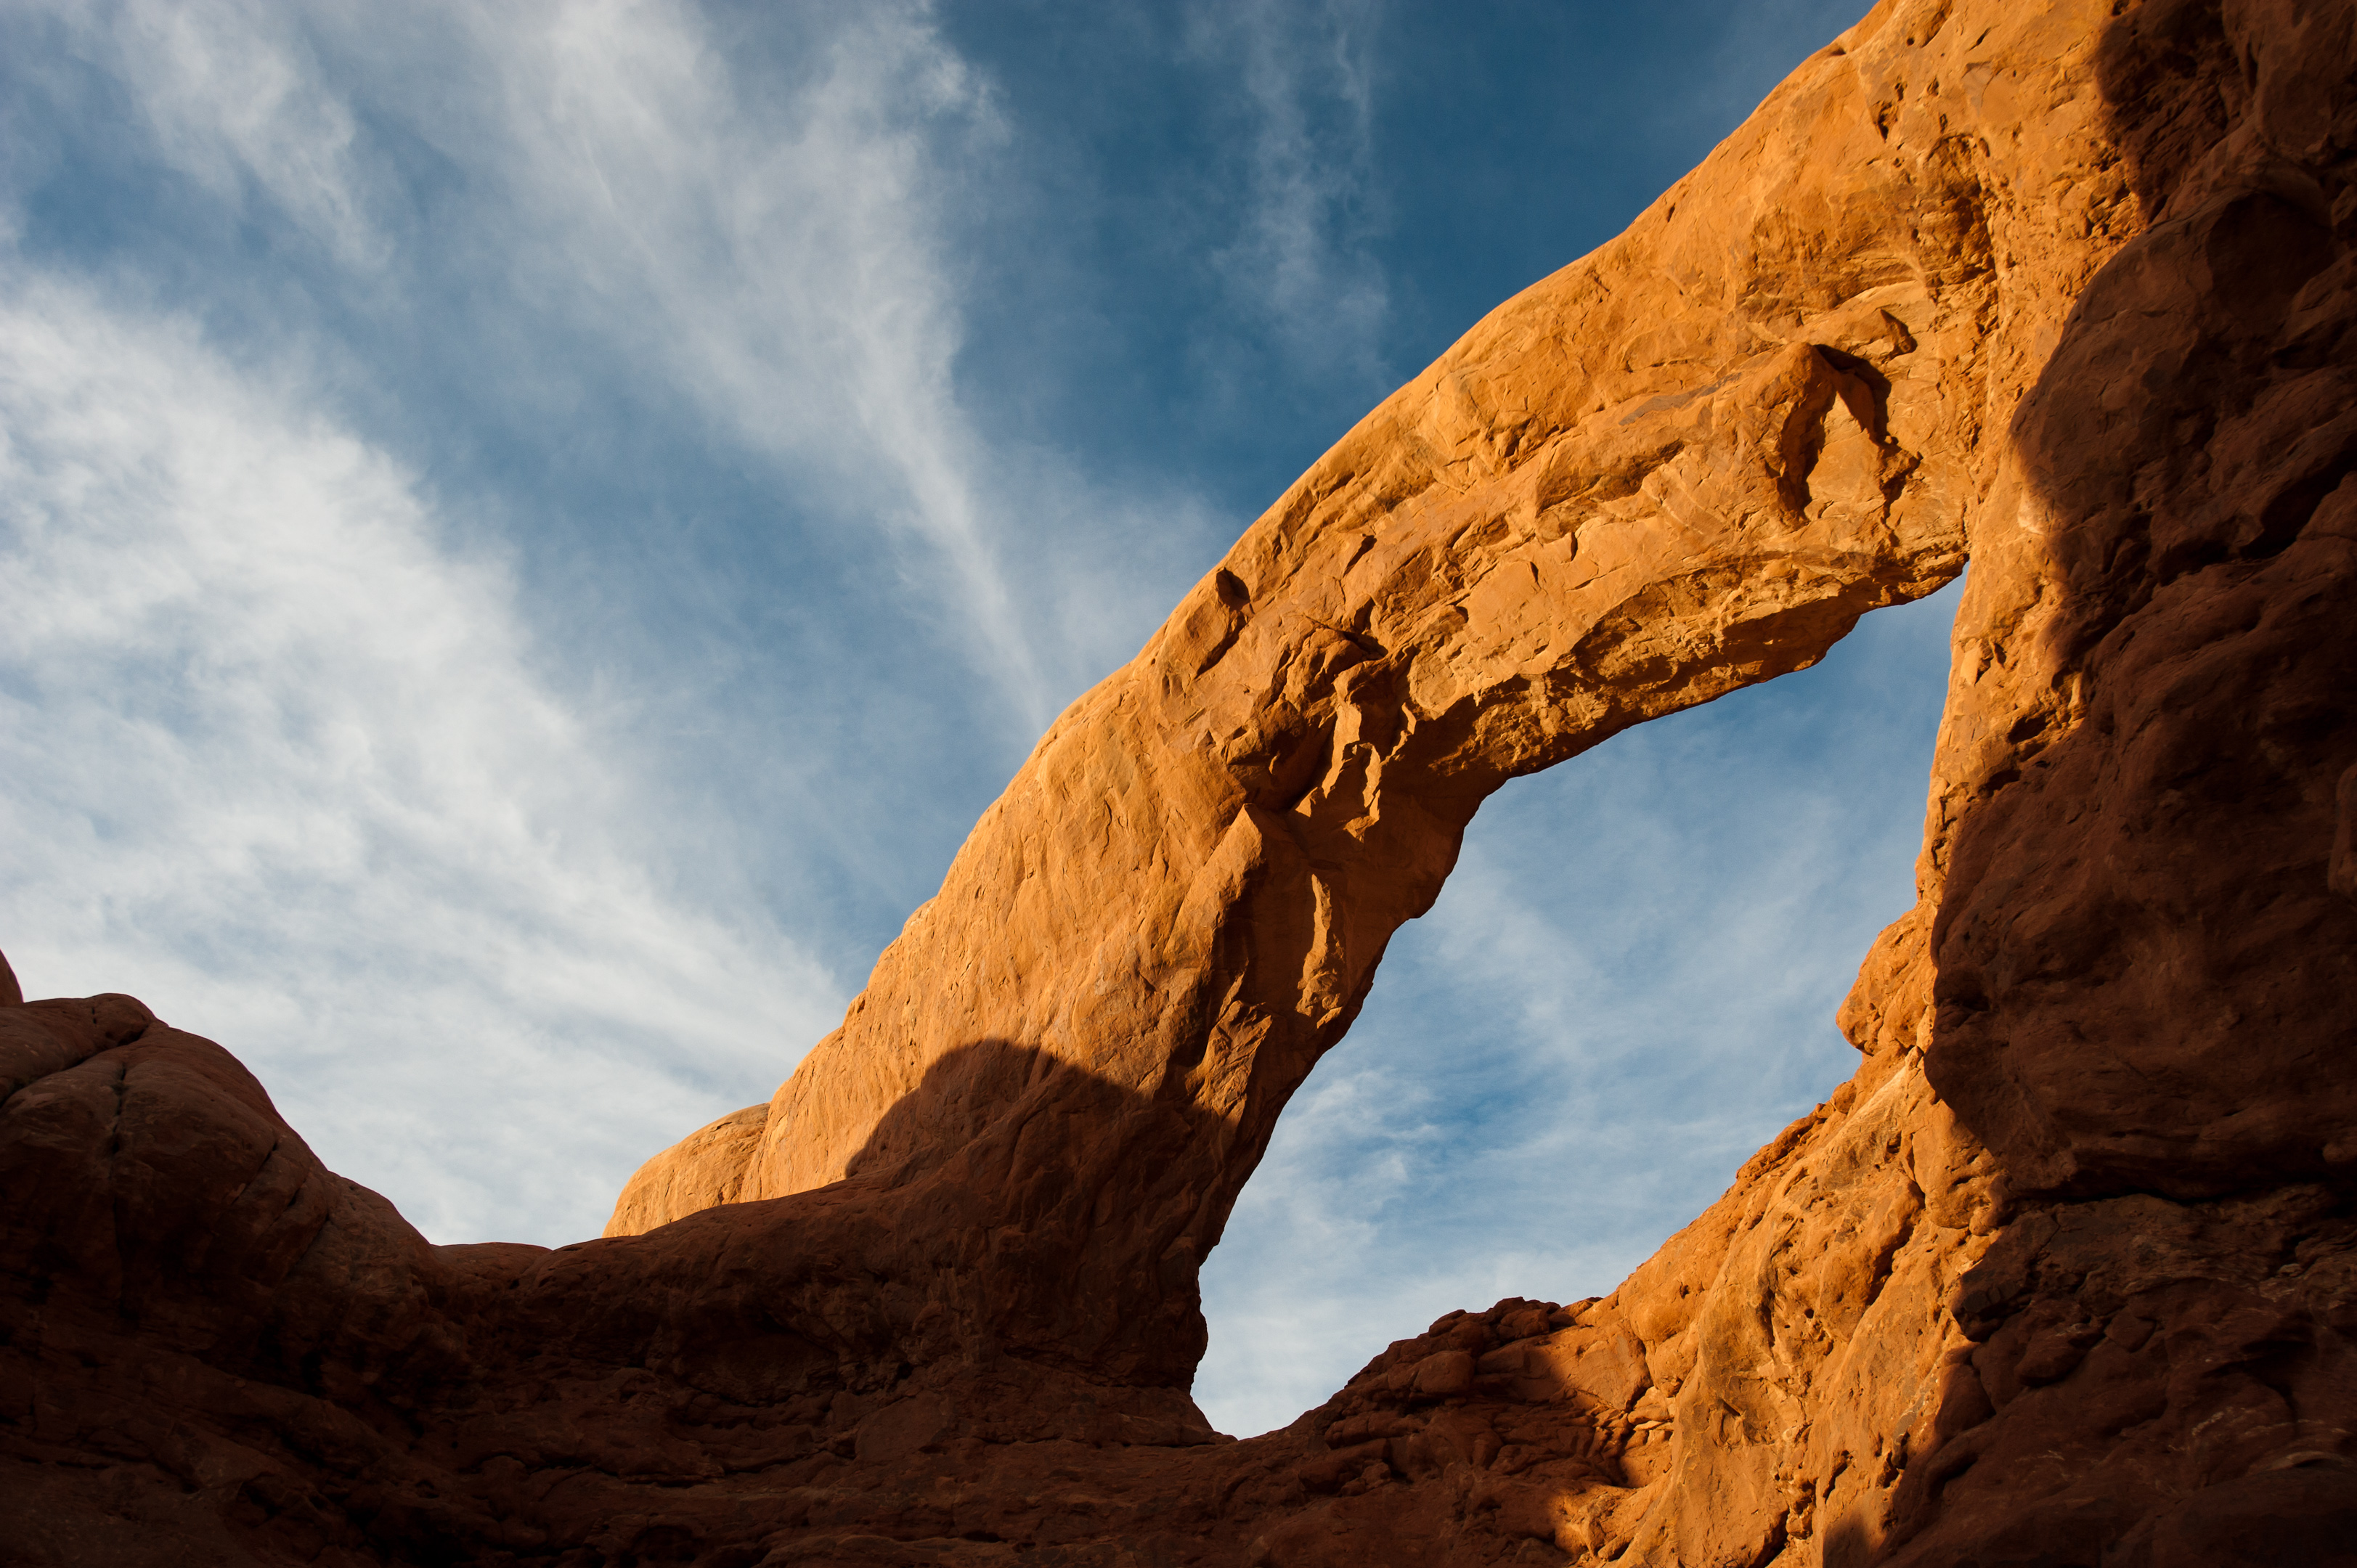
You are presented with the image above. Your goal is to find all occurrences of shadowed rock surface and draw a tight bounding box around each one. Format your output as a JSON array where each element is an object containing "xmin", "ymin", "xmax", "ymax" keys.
[{"xmin": 5, "ymin": 0, "xmax": 2354, "ymax": 1561}]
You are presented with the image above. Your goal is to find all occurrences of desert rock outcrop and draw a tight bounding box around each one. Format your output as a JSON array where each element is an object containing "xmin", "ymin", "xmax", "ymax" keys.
[{"xmin": 5, "ymin": 0, "xmax": 2354, "ymax": 1562}]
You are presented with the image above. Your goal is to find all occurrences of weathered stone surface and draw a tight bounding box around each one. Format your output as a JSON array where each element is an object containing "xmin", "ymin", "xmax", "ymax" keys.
[
  {"xmin": 603, "ymin": 1102, "xmax": 768, "ymax": 1239},
  {"xmin": 4, "ymin": 0, "xmax": 2353, "ymax": 1561}
]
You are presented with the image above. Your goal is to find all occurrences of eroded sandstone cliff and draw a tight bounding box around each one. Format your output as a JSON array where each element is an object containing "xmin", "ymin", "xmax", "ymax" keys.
[{"xmin": 4, "ymin": 0, "xmax": 2353, "ymax": 1562}]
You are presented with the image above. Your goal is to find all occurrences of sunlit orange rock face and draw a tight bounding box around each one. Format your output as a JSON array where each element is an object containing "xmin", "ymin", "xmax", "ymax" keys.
[{"xmin": 6, "ymin": 0, "xmax": 2354, "ymax": 1561}]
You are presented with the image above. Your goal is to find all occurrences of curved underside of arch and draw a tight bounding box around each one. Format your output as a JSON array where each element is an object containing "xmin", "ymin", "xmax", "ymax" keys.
[{"xmin": 7, "ymin": 0, "xmax": 2356, "ymax": 1562}]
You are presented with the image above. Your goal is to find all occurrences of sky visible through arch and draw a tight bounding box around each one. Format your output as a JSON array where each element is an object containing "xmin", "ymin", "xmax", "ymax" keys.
[{"xmin": 0, "ymin": 0, "xmax": 1949, "ymax": 1437}]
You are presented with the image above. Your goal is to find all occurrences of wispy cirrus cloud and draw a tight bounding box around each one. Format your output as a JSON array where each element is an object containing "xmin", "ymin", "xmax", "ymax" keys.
[
  {"xmin": 89, "ymin": 0, "xmax": 384, "ymax": 265},
  {"xmin": 0, "ymin": 264, "xmax": 847, "ymax": 1243},
  {"xmin": 1187, "ymin": 0, "xmax": 1391, "ymax": 378},
  {"xmin": 29, "ymin": 0, "xmax": 1176, "ymax": 731},
  {"xmin": 462, "ymin": 0, "xmax": 1062, "ymax": 719},
  {"xmin": 0, "ymin": 0, "xmax": 1226, "ymax": 1241}
]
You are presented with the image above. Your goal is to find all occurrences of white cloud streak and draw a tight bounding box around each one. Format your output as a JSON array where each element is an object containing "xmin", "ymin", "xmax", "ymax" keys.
[
  {"xmin": 1, "ymin": 0, "xmax": 1222, "ymax": 1244},
  {"xmin": 0, "ymin": 266, "xmax": 844, "ymax": 1244},
  {"xmin": 468, "ymin": 0, "xmax": 1059, "ymax": 712},
  {"xmin": 85, "ymin": 0, "xmax": 383, "ymax": 265},
  {"xmin": 39, "ymin": 0, "xmax": 1154, "ymax": 732},
  {"xmin": 1189, "ymin": 0, "xmax": 1390, "ymax": 375}
]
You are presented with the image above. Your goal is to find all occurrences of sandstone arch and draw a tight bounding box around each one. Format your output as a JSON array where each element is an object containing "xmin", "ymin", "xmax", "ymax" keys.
[
  {"xmin": 7, "ymin": 0, "xmax": 2354, "ymax": 1561},
  {"xmin": 603, "ymin": 0, "xmax": 2026, "ymax": 1402},
  {"xmin": 607, "ymin": 0, "xmax": 2000, "ymax": 1278}
]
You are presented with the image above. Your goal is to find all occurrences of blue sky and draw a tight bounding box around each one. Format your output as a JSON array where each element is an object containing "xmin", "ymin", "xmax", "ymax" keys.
[{"xmin": 0, "ymin": 0, "xmax": 1947, "ymax": 1437}]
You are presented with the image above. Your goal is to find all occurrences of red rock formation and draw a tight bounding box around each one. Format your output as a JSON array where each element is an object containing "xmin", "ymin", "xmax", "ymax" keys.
[{"xmin": 4, "ymin": 0, "xmax": 2353, "ymax": 1561}]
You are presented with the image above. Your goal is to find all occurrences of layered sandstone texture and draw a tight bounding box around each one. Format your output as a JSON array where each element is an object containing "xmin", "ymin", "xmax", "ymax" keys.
[{"xmin": 7, "ymin": 0, "xmax": 2356, "ymax": 1562}]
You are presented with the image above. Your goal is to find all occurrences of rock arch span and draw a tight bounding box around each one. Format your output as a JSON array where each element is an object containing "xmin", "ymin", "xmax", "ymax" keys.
[
  {"xmin": 607, "ymin": 12, "xmax": 1985, "ymax": 1341},
  {"xmin": 7, "ymin": 0, "xmax": 2354, "ymax": 1561}
]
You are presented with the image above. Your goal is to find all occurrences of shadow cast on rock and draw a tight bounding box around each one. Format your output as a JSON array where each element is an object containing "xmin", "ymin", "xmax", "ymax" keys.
[
  {"xmin": 480, "ymin": 1033, "xmax": 1242, "ymax": 1423},
  {"xmin": 1889, "ymin": 3, "xmax": 2357, "ymax": 1561},
  {"xmin": 0, "ymin": 1016, "xmax": 1236, "ymax": 1563}
]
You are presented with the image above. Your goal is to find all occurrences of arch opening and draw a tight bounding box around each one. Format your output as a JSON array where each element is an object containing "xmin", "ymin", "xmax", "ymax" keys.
[{"xmin": 1196, "ymin": 575, "xmax": 1966, "ymax": 1437}]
